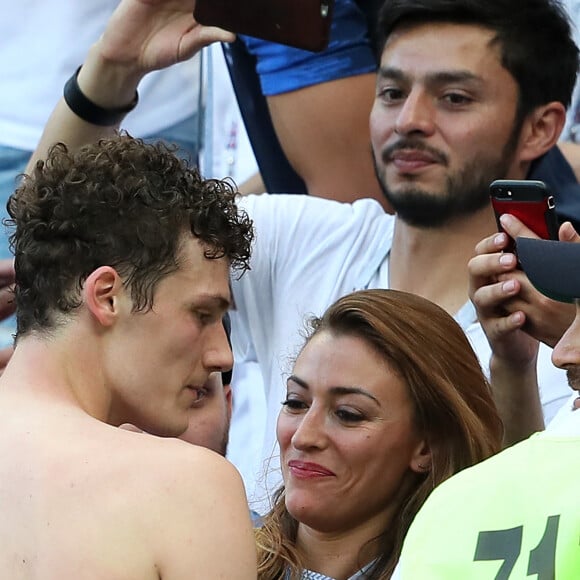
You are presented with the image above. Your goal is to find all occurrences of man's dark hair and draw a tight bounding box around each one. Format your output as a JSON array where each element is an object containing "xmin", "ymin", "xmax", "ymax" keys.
[
  {"xmin": 7, "ymin": 135, "xmax": 254, "ymax": 337},
  {"xmin": 377, "ymin": 0, "xmax": 579, "ymax": 119}
]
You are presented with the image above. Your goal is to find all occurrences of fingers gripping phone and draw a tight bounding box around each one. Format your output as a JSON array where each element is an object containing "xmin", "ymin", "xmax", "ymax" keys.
[
  {"xmin": 194, "ymin": 0, "xmax": 335, "ymax": 53},
  {"xmin": 490, "ymin": 179, "xmax": 559, "ymax": 253}
]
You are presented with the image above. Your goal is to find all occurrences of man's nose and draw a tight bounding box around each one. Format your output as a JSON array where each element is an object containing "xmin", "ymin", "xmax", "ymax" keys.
[
  {"xmin": 552, "ymin": 307, "xmax": 580, "ymax": 369},
  {"xmin": 204, "ymin": 320, "xmax": 233, "ymax": 374},
  {"xmin": 395, "ymin": 88, "xmax": 435, "ymax": 136}
]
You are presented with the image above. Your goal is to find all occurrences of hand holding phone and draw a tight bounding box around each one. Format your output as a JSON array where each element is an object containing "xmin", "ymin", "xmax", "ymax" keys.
[
  {"xmin": 194, "ymin": 0, "xmax": 335, "ymax": 52},
  {"xmin": 489, "ymin": 179, "xmax": 559, "ymax": 253}
]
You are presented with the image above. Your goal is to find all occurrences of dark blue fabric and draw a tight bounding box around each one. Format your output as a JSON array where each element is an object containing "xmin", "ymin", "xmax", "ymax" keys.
[
  {"xmin": 240, "ymin": 0, "xmax": 375, "ymax": 96},
  {"xmin": 529, "ymin": 146, "xmax": 580, "ymax": 231},
  {"xmin": 221, "ymin": 41, "xmax": 307, "ymax": 194}
]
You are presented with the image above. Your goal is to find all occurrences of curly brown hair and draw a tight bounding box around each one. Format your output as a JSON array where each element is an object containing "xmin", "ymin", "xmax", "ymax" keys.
[{"xmin": 7, "ymin": 135, "xmax": 253, "ymax": 337}]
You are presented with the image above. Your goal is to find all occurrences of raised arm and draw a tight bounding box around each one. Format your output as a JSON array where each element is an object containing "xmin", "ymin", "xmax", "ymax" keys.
[{"xmin": 28, "ymin": 0, "xmax": 233, "ymax": 171}]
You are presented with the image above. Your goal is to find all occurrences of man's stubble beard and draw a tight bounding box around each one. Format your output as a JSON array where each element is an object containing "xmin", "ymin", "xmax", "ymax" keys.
[{"xmin": 374, "ymin": 124, "xmax": 522, "ymax": 228}]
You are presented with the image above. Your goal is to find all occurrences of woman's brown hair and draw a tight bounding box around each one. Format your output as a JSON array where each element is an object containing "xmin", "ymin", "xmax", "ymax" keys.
[{"xmin": 256, "ymin": 289, "xmax": 503, "ymax": 579}]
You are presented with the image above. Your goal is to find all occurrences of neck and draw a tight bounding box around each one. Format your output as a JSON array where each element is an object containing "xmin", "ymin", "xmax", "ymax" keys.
[
  {"xmin": 295, "ymin": 522, "xmax": 380, "ymax": 580},
  {"xmin": 0, "ymin": 326, "xmax": 111, "ymax": 422},
  {"xmin": 389, "ymin": 205, "xmax": 496, "ymax": 316}
]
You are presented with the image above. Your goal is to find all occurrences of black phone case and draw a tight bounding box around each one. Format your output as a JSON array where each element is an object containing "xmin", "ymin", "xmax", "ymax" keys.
[{"xmin": 194, "ymin": 0, "xmax": 335, "ymax": 52}]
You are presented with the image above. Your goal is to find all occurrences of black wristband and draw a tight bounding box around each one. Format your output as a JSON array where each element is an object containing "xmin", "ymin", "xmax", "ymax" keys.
[{"xmin": 63, "ymin": 66, "xmax": 139, "ymax": 126}]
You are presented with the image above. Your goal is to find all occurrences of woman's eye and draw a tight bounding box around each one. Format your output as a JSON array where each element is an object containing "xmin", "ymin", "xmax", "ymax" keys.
[
  {"xmin": 281, "ymin": 398, "xmax": 307, "ymax": 412},
  {"xmin": 336, "ymin": 409, "xmax": 365, "ymax": 423}
]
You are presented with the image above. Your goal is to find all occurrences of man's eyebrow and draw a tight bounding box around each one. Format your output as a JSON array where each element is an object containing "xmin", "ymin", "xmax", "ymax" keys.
[
  {"xmin": 377, "ymin": 66, "xmax": 407, "ymax": 82},
  {"xmin": 287, "ymin": 376, "xmax": 381, "ymax": 406},
  {"xmin": 377, "ymin": 67, "xmax": 483, "ymax": 87},
  {"xmin": 195, "ymin": 293, "xmax": 232, "ymax": 311},
  {"xmin": 424, "ymin": 70, "xmax": 483, "ymax": 86}
]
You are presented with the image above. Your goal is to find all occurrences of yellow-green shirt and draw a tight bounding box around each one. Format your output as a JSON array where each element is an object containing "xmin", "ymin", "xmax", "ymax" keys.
[{"xmin": 399, "ymin": 425, "xmax": 580, "ymax": 578}]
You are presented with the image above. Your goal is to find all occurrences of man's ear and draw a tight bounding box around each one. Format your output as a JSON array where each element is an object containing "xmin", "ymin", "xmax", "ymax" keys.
[
  {"xmin": 517, "ymin": 101, "xmax": 567, "ymax": 163},
  {"xmin": 83, "ymin": 266, "xmax": 125, "ymax": 327},
  {"xmin": 409, "ymin": 439, "xmax": 432, "ymax": 475}
]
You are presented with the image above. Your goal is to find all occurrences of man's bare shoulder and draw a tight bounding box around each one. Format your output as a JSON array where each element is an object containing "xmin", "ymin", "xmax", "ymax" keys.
[
  {"xmin": 112, "ymin": 427, "xmax": 242, "ymax": 496},
  {"xmin": 0, "ymin": 417, "xmax": 256, "ymax": 579},
  {"xmin": 73, "ymin": 425, "xmax": 249, "ymax": 525},
  {"xmin": 113, "ymin": 431, "xmax": 257, "ymax": 579}
]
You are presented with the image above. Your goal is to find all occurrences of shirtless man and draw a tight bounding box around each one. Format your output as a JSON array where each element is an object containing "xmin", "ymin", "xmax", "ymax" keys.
[{"xmin": 0, "ymin": 136, "xmax": 256, "ymax": 578}]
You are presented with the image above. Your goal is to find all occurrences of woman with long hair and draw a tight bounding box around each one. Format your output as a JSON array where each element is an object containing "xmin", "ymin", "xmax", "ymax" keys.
[{"xmin": 256, "ymin": 289, "xmax": 503, "ymax": 579}]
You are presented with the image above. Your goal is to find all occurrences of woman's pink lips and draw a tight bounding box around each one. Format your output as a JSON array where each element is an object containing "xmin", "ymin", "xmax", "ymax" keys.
[{"xmin": 287, "ymin": 460, "xmax": 335, "ymax": 479}]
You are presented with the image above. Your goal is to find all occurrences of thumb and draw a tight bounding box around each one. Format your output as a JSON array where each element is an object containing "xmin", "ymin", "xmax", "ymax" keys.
[{"xmin": 558, "ymin": 221, "xmax": 580, "ymax": 242}]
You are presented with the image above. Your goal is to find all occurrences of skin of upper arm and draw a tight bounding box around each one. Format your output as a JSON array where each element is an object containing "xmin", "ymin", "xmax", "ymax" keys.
[
  {"xmin": 26, "ymin": 97, "xmax": 118, "ymax": 174},
  {"xmin": 266, "ymin": 74, "xmax": 389, "ymax": 209},
  {"xmin": 153, "ymin": 449, "xmax": 257, "ymax": 579}
]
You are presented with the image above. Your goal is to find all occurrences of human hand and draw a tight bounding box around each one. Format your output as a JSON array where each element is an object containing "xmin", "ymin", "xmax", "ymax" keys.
[
  {"xmin": 0, "ymin": 259, "xmax": 16, "ymax": 321},
  {"xmin": 498, "ymin": 215, "xmax": 576, "ymax": 347},
  {"xmin": 0, "ymin": 259, "xmax": 16, "ymax": 376},
  {"xmin": 470, "ymin": 215, "xmax": 576, "ymax": 361},
  {"xmin": 99, "ymin": 0, "xmax": 235, "ymax": 75},
  {"xmin": 469, "ymin": 225, "xmax": 540, "ymax": 369},
  {"xmin": 0, "ymin": 258, "xmax": 15, "ymax": 282},
  {"xmin": 0, "ymin": 346, "xmax": 14, "ymax": 378}
]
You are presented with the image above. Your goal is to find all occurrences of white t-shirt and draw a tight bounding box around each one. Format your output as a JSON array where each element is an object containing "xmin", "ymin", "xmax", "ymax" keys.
[
  {"xmin": 0, "ymin": 0, "xmax": 200, "ymax": 150},
  {"xmin": 228, "ymin": 193, "xmax": 572, "ymax": 513}
]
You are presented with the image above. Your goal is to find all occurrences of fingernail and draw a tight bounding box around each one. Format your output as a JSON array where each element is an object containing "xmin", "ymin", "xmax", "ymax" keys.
[
  {"xmin": 499, "ymin": 214, "xmax": 513, "ymax": 227},
  {"xmin": 503, "ymin": 280, "xmax": 516, "ymax": 292},
  {"xmin": 494, "ymin": 233, "xmax": 506, "ymax": 246},
  {"xmin": 499, "ymin": 254, "xmax": 513, "ymax": 266},
  {"xmin": 560, "ymin": 222, "xmax": 574, "ymax": 241},
  {"xmin": 511, "ymin": 311, "xmax": 524, "ymax": 324}
]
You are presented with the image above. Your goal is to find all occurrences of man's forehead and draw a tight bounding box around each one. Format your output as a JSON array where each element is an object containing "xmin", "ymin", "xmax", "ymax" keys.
[
  {"xmin": 165, "ymin": 263, "xmax": 231, "ymax": 310},
  {"xmin": 378, "ymin": 21, "xmax": 512, "ymax": 93},
  {"xmin": 175, "ymin": 238, "xmax": 232, "ymax": 297},
  {"xmin": 382, "ymin": 21, "xmax": 499, "ymax": 62}
]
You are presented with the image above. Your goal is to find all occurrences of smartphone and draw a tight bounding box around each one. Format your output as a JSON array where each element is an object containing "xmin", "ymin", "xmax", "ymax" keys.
[
  {"xmin": 490, "ymin": 179, "xmax": 559, "ymax": 253},
  {"xmin": 194, "ymin": 0, "xmax": 335, "ymax": 53}
]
